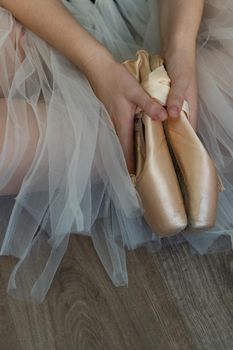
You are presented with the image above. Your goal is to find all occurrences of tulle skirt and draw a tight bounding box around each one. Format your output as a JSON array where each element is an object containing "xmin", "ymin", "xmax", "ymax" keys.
[{"xmin": 0, "ymin": 0, "xmax": 233, "ymax": 303}]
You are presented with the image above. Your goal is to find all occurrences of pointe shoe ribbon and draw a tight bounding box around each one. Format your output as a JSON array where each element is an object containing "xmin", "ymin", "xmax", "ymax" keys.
[{"xmin": 123, "ymin": 50, "xmax": 224, "ymax": 235}]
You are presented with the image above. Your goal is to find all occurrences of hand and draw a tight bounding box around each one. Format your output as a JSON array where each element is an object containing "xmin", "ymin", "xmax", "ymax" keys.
[
  {"xmin": 85, "ymin": 55, "xmax": 168, "ymax": 173},
  {"xmin": 163, "ymin": 47, "xmax": 198, "ymax": 131}
]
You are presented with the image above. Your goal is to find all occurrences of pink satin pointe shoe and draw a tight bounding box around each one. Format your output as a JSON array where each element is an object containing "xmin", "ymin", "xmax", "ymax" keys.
[
  {"xmin": 123, "ymin": 50, "xmax": 224, "ymax": 236},
  {"xmin": 148, "ymin": 51, "xmax": 225, "ymax": 231},
  {"xmin": 123, "ymin": 51, "xmax": 188, "ymax": 236},
  {"xmin": 164, "ymin": 107, "xmax": 225, "ymax": 231}
]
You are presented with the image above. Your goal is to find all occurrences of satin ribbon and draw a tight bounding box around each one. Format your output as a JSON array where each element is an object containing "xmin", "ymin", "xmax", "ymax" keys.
[{"xmin": 141, "ymin": 65, "xmax": 190, "ymax": 118}]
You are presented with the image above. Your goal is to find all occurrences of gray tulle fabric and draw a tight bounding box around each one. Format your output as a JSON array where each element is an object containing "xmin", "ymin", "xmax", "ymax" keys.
[{"xmin": 0, "ymin": 0, "xmax": 233, "ymax": 303}]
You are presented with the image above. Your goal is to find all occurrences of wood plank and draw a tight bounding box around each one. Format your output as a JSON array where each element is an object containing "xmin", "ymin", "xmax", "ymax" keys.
[{"xmin": 0, "ymin": 233, "xmax": 232, "ymax": 350}]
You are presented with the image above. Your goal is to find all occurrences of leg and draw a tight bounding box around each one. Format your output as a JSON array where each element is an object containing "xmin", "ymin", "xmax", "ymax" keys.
[
  {"xmin": 0, "ymin": 98, "xmax": 46, "ymax": 196},
  {"xmin": 0, "ymin": 18, "xmax": 26, "ymax": 97}
]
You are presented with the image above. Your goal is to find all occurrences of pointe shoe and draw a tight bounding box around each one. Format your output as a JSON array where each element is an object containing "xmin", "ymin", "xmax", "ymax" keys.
[
  {"xmin": 164, "ymin": 108, "xmax": 224, "ymax": 231},
  {"xmin": 141, "ymin": 50, "xmax": 224, "ymax": 231},
  {"xmin": 123, "ymin": 50, "xmax": 188, "ymax": 236}
]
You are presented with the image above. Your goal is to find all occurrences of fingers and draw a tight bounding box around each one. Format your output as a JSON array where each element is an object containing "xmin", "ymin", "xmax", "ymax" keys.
[
  {"xmin": 166, "ymin": 74, "xmax": 198, "ymax": 132},
  {"xmin": 166, "ymin": 75, "xmax": 189, "ymax": 119},
  {"xmin": 130, "ymin": 86, "xmax": 168, "ymax": 121},
  {"xmin": 127, "ymin": 76, "xmax": 198, "ymax": 134}
]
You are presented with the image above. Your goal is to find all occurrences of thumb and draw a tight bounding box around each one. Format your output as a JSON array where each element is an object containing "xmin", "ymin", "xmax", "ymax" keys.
[
  {"xmin": 166, "ymin": 76, "xmax": 189, "ymax": 118},
  {"xmin": 132, "ymin": 86, "xmax": 168, "ymax": 121}
]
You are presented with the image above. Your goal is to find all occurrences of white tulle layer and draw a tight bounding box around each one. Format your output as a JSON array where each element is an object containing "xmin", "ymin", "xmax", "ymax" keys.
[{"xmin": 0, "ymin": 0, "xmax": 233, "ymax": 303}]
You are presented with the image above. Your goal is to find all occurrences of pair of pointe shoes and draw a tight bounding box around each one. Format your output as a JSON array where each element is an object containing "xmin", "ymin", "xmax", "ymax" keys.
[{"xmin": 123, "ymin": 50, "xmax": 224, "ymax": 237}]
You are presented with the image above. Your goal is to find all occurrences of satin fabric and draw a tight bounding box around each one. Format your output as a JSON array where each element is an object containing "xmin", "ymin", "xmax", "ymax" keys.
[
  {"xmin": 123, "ymin": 51, "xmax": 187, "ymax": 236},
  {"xmin": 124, "ymin": 50, "xmax": 222, "ymax": 236}
]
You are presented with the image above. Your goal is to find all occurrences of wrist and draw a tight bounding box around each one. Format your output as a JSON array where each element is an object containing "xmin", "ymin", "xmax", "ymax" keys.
[
  {"xmin": 77, "ymin": 43, "xmax": 116, "ymax": 79},
  {"xmin": 80, "ymin": 46, "xmax": 118, "ymax": 95},
  {"xmin": 161, "ymin": 36, "xmax": 197, "ymax": 69},
  {"xmin": 161, "ymin": 32, "xmax": 197, "ymax": 56}
]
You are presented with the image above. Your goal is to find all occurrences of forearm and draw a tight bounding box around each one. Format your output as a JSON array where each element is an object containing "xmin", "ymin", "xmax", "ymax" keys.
[
  {"xmin": 158, "ymin": 0, "xmax": 204, "ymax": 55},
  {"xmin": 0, "ymin": 0, "xmax": 114, "ymax": 75}
]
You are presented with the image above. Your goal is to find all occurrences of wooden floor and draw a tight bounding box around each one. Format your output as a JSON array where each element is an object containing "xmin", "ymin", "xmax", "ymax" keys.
[{"xmin": 0, "ymin": 233, "xmax": 233, "ymax": 350}]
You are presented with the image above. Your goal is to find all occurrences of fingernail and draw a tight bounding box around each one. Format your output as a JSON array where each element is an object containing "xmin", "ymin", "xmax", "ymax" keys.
[{"xmin": 168, "ymin": 106, "xmax": 179, "ymax": 118}]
